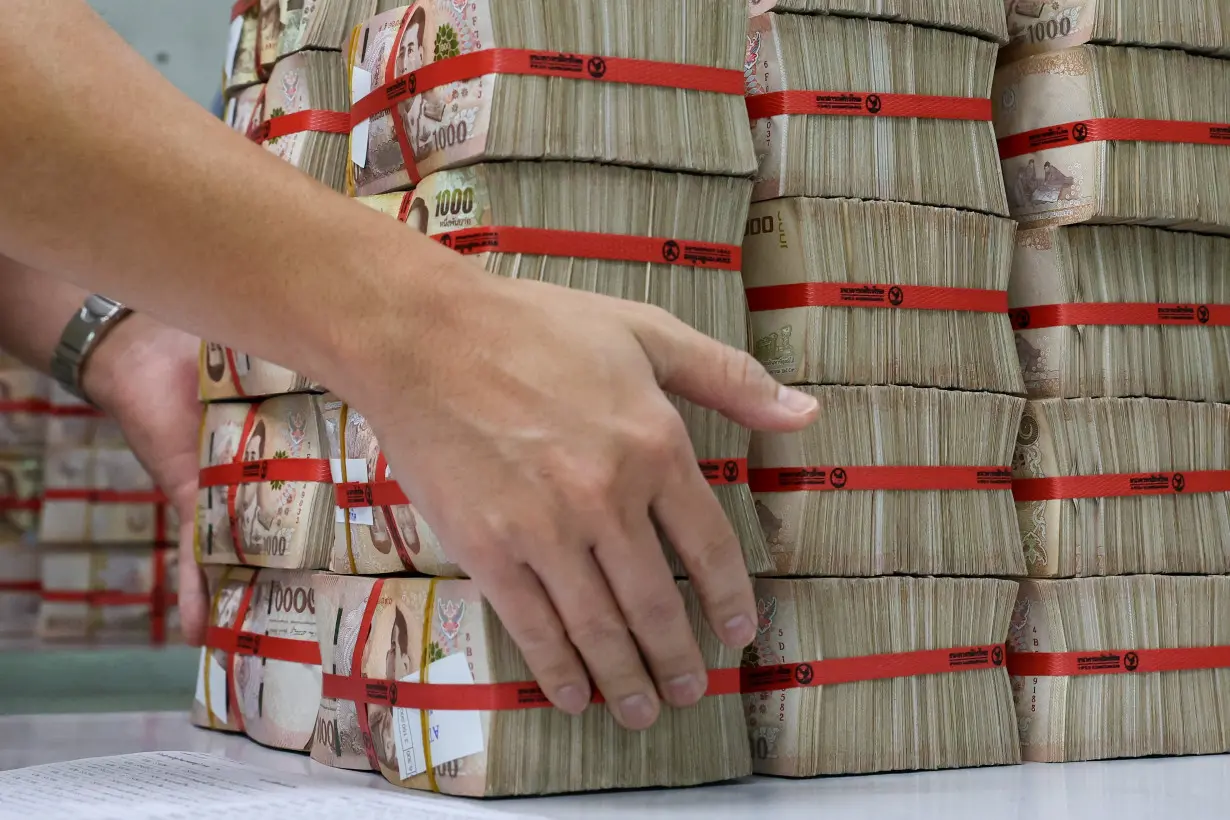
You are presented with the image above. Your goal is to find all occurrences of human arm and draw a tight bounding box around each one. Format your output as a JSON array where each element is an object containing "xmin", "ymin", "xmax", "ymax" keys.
[
  {"xmin": 0, "ymin": 0, "xmax": 820, "ymax": 729},
  {"xmin": 0, "ymin": 257, "xmax": 208, "ymax": 643}
]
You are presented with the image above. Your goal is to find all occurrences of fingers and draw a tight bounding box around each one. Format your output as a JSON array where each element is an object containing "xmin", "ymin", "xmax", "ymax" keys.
[
  {"xmin": 591, "ymin": 509, "xmax": 709, "ymax": 710},
  {"xmin": 629, "ymin": 306, "xmax": 819, "ymax": 432},
  {"xmin": 177, "ymin": 517, "xmax": 208, "ymax": 645},
  {"xmin": 473, "ymin": 560, "xmax": 591, "ymax": 716},
  {"xmin": 534, "ymin": 550, "xmax": 664, "ymax": 731},
  {"xmin": 652, "ymin": 444, "xmax": 757, "ymax": 651}
]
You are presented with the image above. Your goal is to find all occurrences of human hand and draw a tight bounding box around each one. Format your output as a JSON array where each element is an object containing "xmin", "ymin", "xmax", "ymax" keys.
[
  {"xmin": 83, "ymin": 313, "xmax": 206, "ymax": 644},
  {"xmin": 351, "ymin": 273, "xmax": 819, "ymax": 731}
]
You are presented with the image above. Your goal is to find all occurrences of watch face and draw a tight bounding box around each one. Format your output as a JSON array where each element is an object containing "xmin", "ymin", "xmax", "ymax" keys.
[{"xmin": 83, "ymin": 294, "xmax": 122, "ymax": 321}]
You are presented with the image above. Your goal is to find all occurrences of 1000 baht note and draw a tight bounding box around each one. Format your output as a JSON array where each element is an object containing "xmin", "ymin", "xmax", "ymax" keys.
[
  {"xmin": 311, "ymin": 573, "xmax": 378, "ymax": 770},
  {"xmin": 1001, "ymin": 0, "xmax": 1096, "ymax": 65}
]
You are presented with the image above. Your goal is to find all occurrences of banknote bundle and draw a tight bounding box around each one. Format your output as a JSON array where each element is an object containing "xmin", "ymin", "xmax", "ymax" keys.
[
  {"xmin": 224, "ymin": 83, "xmax": 265, "ymax": 138},
  {"xmin": 225, "ymin": 1, "xmax": 262, "ymax": 94},
  {"xmin": 1014, "ymin": 397, "xmax": 1230, "ymax": 577},
  {"xmin": 748, "ymin": 0, "xmax": 1009, "ymax": 42},
  {"xmin": 0, "ymin": 454, "xmax": 42, "ymax": 637},
  {"xmin": 994, "ymin": 45, "xmax": 1230, "ymax": 235},
  {"xmin": 198, "ymin": 341, "xmax": 322, "ymax": 403},
  {"xmin": 195, "ymin": 393, "xmax": 334, "ymax": 570},
  {"xmin": 745, "ymin": 12, "xmax": 1008, "ymax": 214},
  {"xmin": 1009, "ymin": 575, "xmax": 1230, "ymax": 762},
  {"xmin": 0, "ymin": 366, "xmax": 49, "ymax": 454},
  {"xmin": 743, "ymin": 197, "xmax": 1022, "ymax": 393},
  {"xmin": 1002, "ymin": 0, "xmax": 1230, "ymax": 63},
  {"xmin": 744, "ymin": 577, "xmax": 1020, "ymax": 776},
  {"xmin": 1010, "ymin": 225, "xmax": 1230, "ymax": 402},
  {"xmin": 310, "ymin": 573, "xmax": 750, "ymax": 794},
  {"xmin": 258, "ymin": 50, "xmax": 351, "ymax": 192},
  {"xmin": 353, "ymin": 162, "xmax": 769, "ymax": 574},
  {"xmin": 320, "ymin": 396, "xmax": 459, "ymax": 577},
  {"xmin": 191, "ymin": 566, "xmax": 322, "ymax": 751},
  {"xmin": 751, "ymin": 385, "xmax": 1025, "ymax": 577},
  {"xmin": 36, "ymin": 544, "xmax": 179, "ymax": 643},
  {"xmin": 348, "ymin": 0, "xmax": 756, "ymax": 197}
]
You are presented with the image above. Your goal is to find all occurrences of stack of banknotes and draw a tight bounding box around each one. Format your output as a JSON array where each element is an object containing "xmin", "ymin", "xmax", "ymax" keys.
[
  {"xmin": 0, "ymin": 355, "xmax": 47, "ymax": 637},
  {"xmin": 998, "ymin": 2, "xmax": 1230, "ymax": 761}
]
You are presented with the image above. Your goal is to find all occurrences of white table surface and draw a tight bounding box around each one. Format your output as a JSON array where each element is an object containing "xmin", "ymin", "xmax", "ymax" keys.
[{"xmin": 3, "ymin": 711, "xmax": 1230, "ymax": 819}]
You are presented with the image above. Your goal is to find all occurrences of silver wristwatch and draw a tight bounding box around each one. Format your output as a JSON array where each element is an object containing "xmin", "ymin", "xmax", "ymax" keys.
[{"xmin": 50, "ymin": 294, "xmax": 133, "ymax": 403}]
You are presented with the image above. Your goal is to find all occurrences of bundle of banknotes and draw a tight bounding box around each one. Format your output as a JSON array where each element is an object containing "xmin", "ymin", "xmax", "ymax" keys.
[
  {"xmin": 1002, "ymin": 0, "xmax": 1230, "ymax": 63},
  {"xmin": 1009, "ymin": 575, "xmax": 1230, "ymax": 762},
  {"xmin": 746, "ymin": 11, "xmax": 1008, "ymax": 214},
  {"xmin": 743, "ymin": 197, "xmax": 1022, "ymax": 393},
  {"xmin": 1013, "ymin": 397, "xmax": 1230, "ymax": 577},
  {"xmin": 354, "ymin": 162, "xmax": 770, "ymax": 575},
  {"xmin": 0, "ymin": 365, "xmax": 49, "ymax": 455},
  {"xmin": 745, "ymin": 577, "xmax": 1020, "ymax": 775},
  {"xmin": 196, "ymin": 393, "xmax": 334, "ymax": 570},
  {"xmin": 1009, "ymin": 225, "xmax": 1230, "ymax": 402},
  {"xmin": 310, "ymin": 573, "xmax": 750, "ymax": 795},
  {"xmin": 347, "ymin": 0, "xmax": 756, "ymax": 196},
  {"xmin": 994, "ymin": 44, "xmax": 1230, "ymax": 235},
  {"xmin": 750, "ymin": 385, "xmax": 1026, "ymax": 577},
  {"xmin": 190, "ymin": 567, "xmax": 321, "ymax": 751},
  {"xmin": 0, "ymin": 453, "xmax": 42, "ymax": 637}
]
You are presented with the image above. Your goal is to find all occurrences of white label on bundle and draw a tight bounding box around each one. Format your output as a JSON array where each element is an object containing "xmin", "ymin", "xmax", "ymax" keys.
[
  {"xmin": 193, "ymin": 647, "xmax": 208, "ymax": 708},
  {"xmin": 350, "ymin": 66, "xmax": 372, "ymax": 168},
  {"xmin": 224, "ymin": 16, "xmax": 244, "ymax": 83},
  {"xmin": 392, "ymin": 653, "xmax": 486, "ymax": 780},
  {"xmin": 207, "ymin": 651, "xmax": 229, "ymax": 724},
  {"xmin": 328, "ymin": 458, "xmax": 374, "ymax": 526}
]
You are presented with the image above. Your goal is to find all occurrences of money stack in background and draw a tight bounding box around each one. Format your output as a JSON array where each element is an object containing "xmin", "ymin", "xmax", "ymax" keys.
[
  {"xmin": 308, "ymin": 0, "xmax": 766, "ymax": 794},
  {"xmin": 35, "ymin": 384, "xmax": 180, "ymax": 644},
  {"xmin": 997, "ymin": 21, "xmax": 1230, "ymax": 761},
  {"xmin": 0, "ymin": 357, "xmax": 48, "ymax": 638},
  {"xmin": 739, "ymin": 3, "xmax": 1023, "ymax": 778}
]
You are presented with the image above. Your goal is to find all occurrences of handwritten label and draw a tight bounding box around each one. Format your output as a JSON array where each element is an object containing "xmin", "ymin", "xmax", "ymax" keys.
[
  {"xmin": 392, "ymin": 653, "xmax": 486, "ymax": 779},
  {"xmin": 350, "ymin": 66, "xmax": 372, "ymax": 168}
]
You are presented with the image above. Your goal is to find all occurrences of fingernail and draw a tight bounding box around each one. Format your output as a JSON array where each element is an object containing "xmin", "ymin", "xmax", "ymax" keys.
[
  {"xmin": 777, "ymin": 385, "xmax": 818, "ymax": 414},
  {"xmin": 724, "ymin": 614, "xmax": 756, "ymax": 646},
  {"xmin": 618, "ymin": 694, "xmax": 657, "ymax": 730},
  {"xmin": 664, "ymin": 673, "xmax": 704, "ymax": 706},
  {"xmin": 555, "ymin": 685, "xmax": 589, "ymax": 714}
]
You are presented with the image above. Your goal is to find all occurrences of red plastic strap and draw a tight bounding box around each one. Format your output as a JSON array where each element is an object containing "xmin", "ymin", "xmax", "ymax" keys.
[
  {"xmin": 998, "ymin": 118, "xmax": 1230, "ymax": 159},
  {"xmin": 352, "ymin": 578, "xmax": 385, "ymax": 771},
  {"xmin": 746, "ymin": 91, "xmax": 992, "ymax": 122},
  {"xmin": 46, "ymin": 404, "xmax": 105, "ymax": 418},
  {"xmin": 371, "ymin": 453, "xmax": 417, "ymax": 571},
  {"xmin": 206, "ymin": 618, "xmax": 322, "ymax": 665},
  {"xmin": 222, "ymin": 349, "xmax": 247, "ymax": 398},
  {"xmin": 253, "ymin": 110, "xmax": 351, "ymax": 143},
  {"xmin": 746, "ymin": 283, "xmax": 1008, "ymax": 314},
  {"xmin": 385, "ymin": 17, "xmax": 420, "ymax": 185},
  {"xmin": 0, "ymin": 399, "xmax": 50, "ymax": 413},
  {"xmin": 0, "ymin": 581, "xmax": 40, "ymax": 593},
  {"xmin": 337, "ymin": 458, "xmax": 750, "ymax": 510},
  {"xmin": 1008, "ymin": 646, "xmax": 1230, "ymax": 677},
  {"xmin": 225, "ymin": 407, "xmax": 259, "ymax": 565},
  {"xmin": 0, "ymin": 497, "xmax": 41, "ymax": 512},
  {"xmin": 231, "ymin": 0, "xmax": 257, "ymax": 19},
  {"xmin": 321, "ymin": 643, "xmax": 1005, "ymax": 712},
  {"xmin": 1011, "ymin": 302, "xmax": 1230, "ymax": 331},
  {"xmin": 431, "ymin": 227, "xmax": 741, "ymax": 270},
  {"xmin": 198, "ymin": 458, "xmax": 333, "ymax": 489},
  {"xmin": 220, "ymin": 577, "xmax": 259, "ymax": 732},
  {"xmin": 352, "ymin": 47, "xmax": 745, "ymax": 128},
  {"xmin": 42, "ymin": 489, "xmax": 168, "ymax": 504},
  {"xmin": 1013, "ymin": 470, "xmax": 1230, "ymax": 502},
  {"xmin": 750, "ymin": 465, "xmax": 1013, "ymax": 493}
]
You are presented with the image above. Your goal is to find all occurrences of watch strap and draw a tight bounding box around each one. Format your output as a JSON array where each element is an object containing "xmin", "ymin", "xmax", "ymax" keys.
[{"xmin": 50, "ymin": 295, "xmax": 132, "ymax": 404}]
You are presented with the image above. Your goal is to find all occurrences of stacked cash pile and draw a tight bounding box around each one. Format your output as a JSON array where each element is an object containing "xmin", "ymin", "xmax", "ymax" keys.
[
  {"xmin": 35, "ymin": 384, "xmax": 180, "ymax": 643},
  {"xmin": 0, "ymin": 357, "xmax": 48, "ymax": 637},
  {"xmin": 739, "ymin": 2, "xmax": 1022, "ymax": 778},
  {"xmin": 998, "ymin": 24, "xmax": 1230, "ymax": 761}
]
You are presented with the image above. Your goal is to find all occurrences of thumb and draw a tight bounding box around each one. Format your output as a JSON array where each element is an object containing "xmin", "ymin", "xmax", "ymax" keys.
[{"xmin": 631, "ymin": 307, "xmax": 819, "ymax": 431}]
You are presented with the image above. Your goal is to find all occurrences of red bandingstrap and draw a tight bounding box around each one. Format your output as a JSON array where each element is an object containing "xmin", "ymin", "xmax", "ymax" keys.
[
  {"xmin": 46, "ymin": 404, "xmax": 105, "ymax": 418},
  {"xmin": 0, "ymin": 399, "xmax": 51, "ymax": 413},
  {"xmin": 351, "ymin": 578, "xmax": 385, "ymax": 771},
  {"xmin": 750, "ymin": 465, "xmax": 1013, "ymax": 493},
  {"xmin": 0, "ymin": 581, "xmax": 40, "ymax": 593},
  {"xmin": 746, "ymin": 283, "xmax": 1008, "ymax": 314},
  {"xmin": 370, "ymin": 453, "xmax": 416, "ymax": 571},
  {"xmin": 253, "ymin": 110, "xmax": 352, "ymax": 143},
  {"xmin": 746, "ymin": 91, "xmax": 992, "ymax": 122},
  {"xmin": 1008, "ymin": 646, "xmax": 1230, "ymax": 677},
  {"xmin": 205, "ymin": 575, "xmax": 321, "ymax": 666},
  {"xmin": 431, "ymin": 227, "xmax": 742, "ymax": 271},
  {"xmin": 1011, "ymin": 302, "xmax": 1230, "ymax": 331},
  {"xmin": 1013, "ymin": 470, "xmax": 1230, "ymax": 502},
  {"xmin": 41, "ymin": 548, "xmax": 177, "ymax": 645},
  {"xmin": 231, "ymin": 0, "xmax": 257, "ymax": 19},
  {"xmin": 0, "ymin": 497, "xmax": 41, "ymax": 512},
  {"xmin": 998, "ymin": 118, "xmax": 1230, "ymax": 159},
  {"xmin": 335, "ymin": 458, "xmax": 750, "ymax": 510},
  {"xmin": 321, "ymin": 642, "xmax": 1004, "ymax": 712},
  {"xmin": 42, "ymin": 489, "xmax": 168, "ymax": 504},
  {"xmin": 225, "ymin": 406, "xmax": 257, "ymax": 565},
  {"xmin": 197, "ymin": 458, "xmax": 333, "ymax": 489},
  {"xmin": 222, "ymin": 349, "xmax": 247, "ymax": 398}
]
